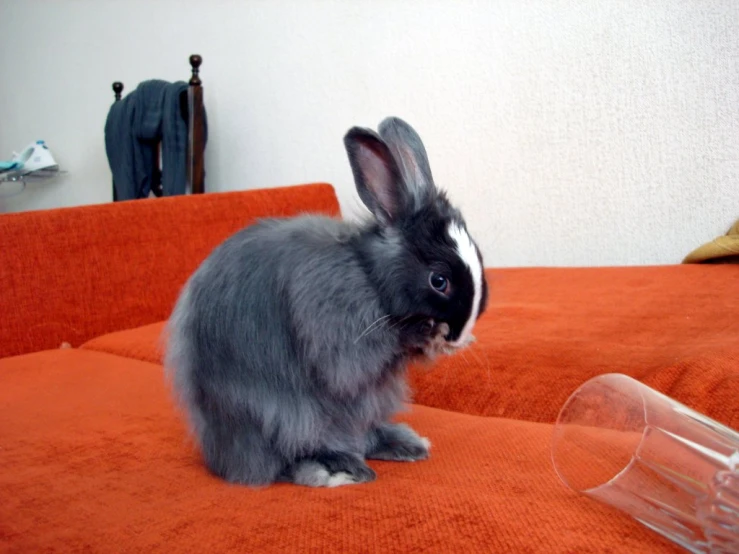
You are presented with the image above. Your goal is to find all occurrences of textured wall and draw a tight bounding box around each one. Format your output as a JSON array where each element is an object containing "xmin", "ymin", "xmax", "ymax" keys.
[{"xmin": 1, "ymin": 0, "xmax": 737, "ymax": 267}]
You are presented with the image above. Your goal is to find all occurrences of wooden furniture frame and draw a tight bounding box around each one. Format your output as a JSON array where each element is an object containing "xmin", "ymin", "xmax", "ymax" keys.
[{"xmin": 110, "ymin": 54, "xmax": 205, "ymax": 200}]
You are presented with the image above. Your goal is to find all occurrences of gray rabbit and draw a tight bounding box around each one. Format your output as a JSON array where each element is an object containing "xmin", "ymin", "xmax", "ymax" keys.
[{"xmin": 164, "ymin": 117, "xmax": 488, "ymax": 487}]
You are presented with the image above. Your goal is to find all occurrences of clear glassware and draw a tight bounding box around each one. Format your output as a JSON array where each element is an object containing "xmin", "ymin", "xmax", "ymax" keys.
[{"xmin": 551, "ymin": 373, "xmax": 739, "ymax": 553}]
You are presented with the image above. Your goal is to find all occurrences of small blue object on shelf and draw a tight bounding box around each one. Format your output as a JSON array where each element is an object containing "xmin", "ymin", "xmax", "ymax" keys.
[{"xmin": 0, "ymin": 160, "xmax": 21, "ymax": 172}]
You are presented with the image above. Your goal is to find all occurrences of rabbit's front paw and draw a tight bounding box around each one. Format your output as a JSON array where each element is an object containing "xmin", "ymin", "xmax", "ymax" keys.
[
  {"xmin": 422, "ymin": 322, "xmax": 461, "ymax": 359},
  {"xmin": 366, "ymin": 422, "xmax": 431, "ymax": 462},
  {"xmin": 286, "ymin": 452, "xmax": 376, "ymax": 488}
]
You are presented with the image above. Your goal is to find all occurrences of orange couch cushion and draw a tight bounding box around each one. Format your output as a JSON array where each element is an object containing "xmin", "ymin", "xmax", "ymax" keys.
[
  {"xmin": 0, "ymin": 349, "xmax": 680, "ymax": 553},
  {"xmin": 0, "ymin": 183, "xmax": 340, "ymax": 359},
  {"xmin": 82, "ymin": 322, "xmax": 165, "ymax": 365},
  {"xmin": 81, "ymin": 265, "xmax": 739, "ymax": 427}
]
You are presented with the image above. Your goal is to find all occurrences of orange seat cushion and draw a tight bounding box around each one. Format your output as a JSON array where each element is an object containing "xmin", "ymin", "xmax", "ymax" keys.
[
  {"xmin": 82, "ymin": 321, "xmax": 165, "ymax": 365},
  {"xmin": 81, "ymin": 265, "xmax": 739, "ymax": 428},
  {"xmin": 0, "ymin": 350, "xmax": 680, "ymax": 552}
]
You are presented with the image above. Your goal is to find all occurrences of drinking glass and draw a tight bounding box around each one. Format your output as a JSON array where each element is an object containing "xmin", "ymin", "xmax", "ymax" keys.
[{"xmin": 551, "ymin": 373, "xmax": 739, "ymax": 553}]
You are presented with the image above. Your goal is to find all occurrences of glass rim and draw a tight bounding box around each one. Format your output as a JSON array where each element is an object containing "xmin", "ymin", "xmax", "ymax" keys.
[{"xmin": 551, "ymin": 373, "xmax": 650, "ymax": 494}]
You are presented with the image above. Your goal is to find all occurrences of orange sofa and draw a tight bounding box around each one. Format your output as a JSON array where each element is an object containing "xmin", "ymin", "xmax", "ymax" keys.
[{"xmin": 1, "ymin": 183, "xmax": 737, "ymax": 553}]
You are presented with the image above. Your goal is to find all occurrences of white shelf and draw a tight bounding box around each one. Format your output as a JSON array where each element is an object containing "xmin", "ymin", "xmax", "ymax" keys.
[{"xmin": 0, "ymin": 168, "xmax": 66, "ymax": 198}]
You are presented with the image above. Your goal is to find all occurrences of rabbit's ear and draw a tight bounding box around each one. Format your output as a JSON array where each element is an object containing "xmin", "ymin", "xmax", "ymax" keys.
[
  {"xmin": 377, "ymin": 117, "xmax": 436, "ymax": 207},
  {"xmin": 344, "ymin": 127, "xmax": 407, "ymax": 224}
]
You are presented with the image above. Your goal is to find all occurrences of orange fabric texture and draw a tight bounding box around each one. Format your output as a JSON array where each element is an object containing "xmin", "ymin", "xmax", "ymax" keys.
[
  {"xmin": 0, "ymin": 349, "xmax": 682, "ymax": 553},
  {"xmin": 0, "ymin": 183, "xmax": 340, "ymax": 359},
  {"xmin": 2, "ymin": 183, "xmax": 737, "ymax": 552},
  {"xmin": 81, "ymin": 265, "xmax": 739, "ymax": 428}
]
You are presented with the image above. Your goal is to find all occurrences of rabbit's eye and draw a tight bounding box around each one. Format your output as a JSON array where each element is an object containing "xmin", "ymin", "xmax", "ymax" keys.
[{"xmin": 429, "ymin": 272, "xmax": 449, "ymax": 293}]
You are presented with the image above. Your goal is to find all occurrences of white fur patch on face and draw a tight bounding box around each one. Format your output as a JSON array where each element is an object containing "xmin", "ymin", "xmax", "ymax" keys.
[{"xmin": 447, "ymin": 222, "xmax": 483, "ymax": 347}]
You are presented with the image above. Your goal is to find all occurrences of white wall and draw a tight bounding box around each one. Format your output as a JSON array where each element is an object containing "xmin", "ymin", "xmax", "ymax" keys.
[{"xmin": 1, "ymin": 0, "xmax": 737, "ymax": 267}]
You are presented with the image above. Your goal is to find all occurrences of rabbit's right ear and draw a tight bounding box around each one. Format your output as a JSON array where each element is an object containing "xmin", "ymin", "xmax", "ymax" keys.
[{"xmin": 344, "ymin": 127, "xmax": 407, "ymax": 225}]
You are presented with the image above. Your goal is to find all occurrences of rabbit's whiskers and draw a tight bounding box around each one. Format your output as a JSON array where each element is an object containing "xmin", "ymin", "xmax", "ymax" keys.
[{"xmin": 354, "ymin": 315, "xmax": 393, "ymax": 343}]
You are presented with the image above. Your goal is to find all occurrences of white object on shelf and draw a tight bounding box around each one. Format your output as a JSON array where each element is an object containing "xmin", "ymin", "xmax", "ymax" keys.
[
  {"xmin": 12, "ymin": 140, "xmax": 59, "ymax": 173},
  {"xmin": 0, "ymin": 140, "xmax": 66, "ymax": 197}
]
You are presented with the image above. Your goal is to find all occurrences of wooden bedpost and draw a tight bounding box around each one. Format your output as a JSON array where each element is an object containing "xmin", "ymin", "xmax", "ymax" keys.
[
  {"xmin": 111, "ymin": 82, "xmax": 124, "ymax": 200},
  {"xmin": 113, "ymin": 82, "xmax": 124, "ymax": 101},
  {"xmin": 188, "ymin": 54, "xmax": 205, "ymax": 194}
]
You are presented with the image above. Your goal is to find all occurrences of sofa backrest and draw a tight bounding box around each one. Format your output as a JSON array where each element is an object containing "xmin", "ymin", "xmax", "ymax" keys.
[{"xmin": 0, "ymin": 183, "xmax": 340, "ymax": 358}]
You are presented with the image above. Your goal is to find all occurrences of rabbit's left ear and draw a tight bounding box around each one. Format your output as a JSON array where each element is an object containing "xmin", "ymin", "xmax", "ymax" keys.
[
  {"xmin": 344, "ymin": 126, "xmax": 407, "ymax": 225},
  {"xmin": 377, "ymin": 117, "xmax": 437, "ymax": 209}
]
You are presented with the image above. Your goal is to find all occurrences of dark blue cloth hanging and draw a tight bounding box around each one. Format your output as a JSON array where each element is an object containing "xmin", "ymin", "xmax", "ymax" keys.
[{"xmin": 104, "ymin": 79, "xmax": 208, "ymax": 200}]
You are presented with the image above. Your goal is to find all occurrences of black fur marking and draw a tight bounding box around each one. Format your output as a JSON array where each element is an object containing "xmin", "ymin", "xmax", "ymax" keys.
[{"xmin": 352, "ymin": 188, "xmax": 480, "ymax": 344}]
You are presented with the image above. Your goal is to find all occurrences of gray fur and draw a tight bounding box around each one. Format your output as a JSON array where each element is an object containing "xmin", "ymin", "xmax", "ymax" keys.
[
  {"xmin": 166, "ymin": 216, "xmax": 412, "ymax": 486},
  {"xmin": 164, "ymin": 116, "xmax": 485, "ymax": 488},
  {"xmin": 366, "ymin": 422, "xmax": 431, "ymax": 462},
  {"xmin": 167, "ymin": 216, "xmax": 406, "ymax": 484}
]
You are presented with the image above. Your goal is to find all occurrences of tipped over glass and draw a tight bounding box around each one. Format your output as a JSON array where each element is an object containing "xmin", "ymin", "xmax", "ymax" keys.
[{"xmin": 551, "ymin": 373, "xmax": 739, "ymax": 553}]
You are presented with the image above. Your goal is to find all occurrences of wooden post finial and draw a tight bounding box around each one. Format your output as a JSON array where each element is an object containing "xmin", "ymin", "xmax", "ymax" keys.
[
  {"xmin": 189, "ymin": 54, "xmax": 202, "ymax": 86},
  {"xmin": 112, "ymin": 82, "xmax": 124, "ymax": 101}
]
